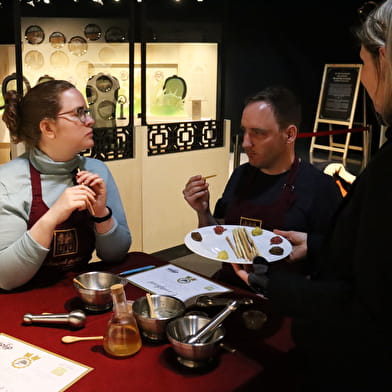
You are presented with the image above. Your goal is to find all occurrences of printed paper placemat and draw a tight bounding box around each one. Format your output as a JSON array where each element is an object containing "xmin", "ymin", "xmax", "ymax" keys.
[
  {"xmin": 126, "ymin": 264, "xmax": 232, "ymax": 305},
  {"xmin": 0, "ymin": 333, "xmax": 93, "ymax": 392}
]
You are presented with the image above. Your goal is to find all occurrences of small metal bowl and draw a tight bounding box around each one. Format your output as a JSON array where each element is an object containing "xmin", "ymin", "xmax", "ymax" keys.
[
  {"xmin": 166, "ymin": 314, "xmax": 225, "ymax": 367},
  {"xmin": 132, "ymin": 295, "xmax": 186, "ymax": 341},
  {"xmin": 73, "ymin": 271, "xmax": 128, "ymax": 312}
]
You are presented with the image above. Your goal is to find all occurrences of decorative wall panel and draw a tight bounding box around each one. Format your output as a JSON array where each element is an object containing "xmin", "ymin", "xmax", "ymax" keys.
[
  {"xmin": 80, "ymin": 120, "xmax": 223, "ymax": 161},
  {"xmin": 147, "ymin": 120, "xmax": 223, "ymax": 156},
  {"xmin": 80, "ymin": 125, "xmax": 133, "ymax": 161}
]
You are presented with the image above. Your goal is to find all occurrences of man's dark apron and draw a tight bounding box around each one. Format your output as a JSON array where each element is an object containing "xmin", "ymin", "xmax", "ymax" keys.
[
  {"xmin": 214, "ymin": 157, "xmax": 300, "ymax": 287},
  {"xmin": 224, "ymin": 157, "xmax": 300, "ymax": 231},
  {"xmin": 27, "ymin": 163, "xmax": 95, "ymax": 284}
]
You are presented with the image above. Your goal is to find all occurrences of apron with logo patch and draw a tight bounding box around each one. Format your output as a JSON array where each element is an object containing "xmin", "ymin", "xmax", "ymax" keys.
[
  {"xmin": 214, "ymin": 157, "xmax": 300, "ymax": 287},
  {"xmin": 27, "ymin": 163, "xmax": 95, "ymax": 281},
  {"xmin": 224, "ymin": 157, "xmax": 299, "ymax": 231}
]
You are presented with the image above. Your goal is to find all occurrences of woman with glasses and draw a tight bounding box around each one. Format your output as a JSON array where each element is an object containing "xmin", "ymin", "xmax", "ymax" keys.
[
  {"xmin": 0, "ymin": 80, "xmax": 131, "ymax": 290},
  {"xmin": 232, "ymin": 1, "xmax": 392, "ymax": 390}
]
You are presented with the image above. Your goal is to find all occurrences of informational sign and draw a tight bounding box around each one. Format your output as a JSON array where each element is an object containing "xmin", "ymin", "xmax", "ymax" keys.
[
  {"xmin": 317, "ymin": 64, "xmax": 361, "ymax": 124},
  {"xmin": 310, "ymin": 64, "xmax": 365, "ymax": 163}
]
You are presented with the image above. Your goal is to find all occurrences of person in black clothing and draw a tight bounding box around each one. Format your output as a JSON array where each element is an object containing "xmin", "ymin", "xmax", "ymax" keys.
[
  {"xmin": 232, "ymin": 1, "xmax": 392, "ymax": 390},
  {"xmin": 183, "ymin": 86, "xmax": 342, "ymax": 286}
]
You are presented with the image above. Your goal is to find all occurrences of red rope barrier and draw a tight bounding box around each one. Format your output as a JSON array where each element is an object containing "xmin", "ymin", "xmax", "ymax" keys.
[{"xmin": 297, "ymin": 127, "xmax": 368, "ymax": 138}]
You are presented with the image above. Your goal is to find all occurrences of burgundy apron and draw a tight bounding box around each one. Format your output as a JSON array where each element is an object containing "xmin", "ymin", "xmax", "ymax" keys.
[
  {"xmin": 27, "ymin": 163, "xmax": 95, "ymax": 280},
  {"xmin": 224, "ymin": 156, "xmax": 300, "ymax": 231},
  {"xmin": 214, "ymin": 157, "xmax": 300, "ymax": 287}
]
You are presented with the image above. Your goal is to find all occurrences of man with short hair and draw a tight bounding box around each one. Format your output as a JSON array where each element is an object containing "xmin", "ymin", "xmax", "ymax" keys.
[{"xmin": 183, "ymin": 86, "xmax": 342, "ymax": 286}]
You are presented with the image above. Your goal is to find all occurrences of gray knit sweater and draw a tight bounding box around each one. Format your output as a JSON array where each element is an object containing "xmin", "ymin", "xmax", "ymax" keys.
[{"xmin": 0, "ymin": 148, "xmax": 131, "ymax": 290}]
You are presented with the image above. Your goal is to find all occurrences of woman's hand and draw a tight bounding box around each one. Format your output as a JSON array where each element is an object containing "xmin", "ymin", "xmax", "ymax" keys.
[
  {"xmin": 273, "ymin": 229, "xmax": 308, "ymax": 262},
  {"xmin": 29, "ymin": 184, "xmax": 97, "ymax": 248},
  {"xmin": 50, "ymin": 184, "xmax": 97, "ymax": 223},
  {"xmin": 75, "ymin": 170, "xmax": 107, "ymax": 217}
]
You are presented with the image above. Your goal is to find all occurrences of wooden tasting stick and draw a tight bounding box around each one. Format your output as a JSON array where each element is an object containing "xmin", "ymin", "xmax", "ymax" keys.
[
  {"xmin": 146, "ymin": 293, "xmax": 157, "ymax": 318},
  {"xmin": 226, "ymin": 236, "xmax": 240, "ymax": 259},
  {"xmin": 244, "ymin": 229, "xmax": 261, "ymax": 257},
  {"xmin": 203, "ymin": 174, "xmax": 217, "ymax": 180},
  {"xmin": 77, "ymin": 168, "xmax": 96, "ymax": 216},
  {"xmin": 73, "ymin": 278, "xmax": 88, "ymax": 290}
]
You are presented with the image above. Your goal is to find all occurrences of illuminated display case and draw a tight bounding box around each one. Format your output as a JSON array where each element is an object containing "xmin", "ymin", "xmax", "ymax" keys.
[
  {"xmin": 1, "ymin": 16, "xmax": 220, "ymax": 161},
  {"xmin": 141, "ymin": 42, "xmax": 217, "ymax": 124},
  {"xmin": 13, "ymin": 18, "xmax": 217, "ymax": 126}
]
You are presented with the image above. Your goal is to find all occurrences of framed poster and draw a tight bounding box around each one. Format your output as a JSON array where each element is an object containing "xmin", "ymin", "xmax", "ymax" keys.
[{"xmin": 317, "ymin": 64, "xmax": 362, "ymax": 125}]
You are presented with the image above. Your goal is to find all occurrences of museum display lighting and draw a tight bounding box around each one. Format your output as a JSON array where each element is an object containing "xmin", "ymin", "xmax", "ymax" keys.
[{"xmin": 18, "ymin": 0, "xmax": 205, "ymax": 5}]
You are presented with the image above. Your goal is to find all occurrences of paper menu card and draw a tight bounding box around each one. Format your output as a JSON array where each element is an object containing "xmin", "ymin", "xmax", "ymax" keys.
[
  {"xmin": 0, "ymin": 333, "xmax": 92, "ymax": 392},
  {"xmin": 126, "ymin": 264, "xmax": 232, "ymax": 305}
]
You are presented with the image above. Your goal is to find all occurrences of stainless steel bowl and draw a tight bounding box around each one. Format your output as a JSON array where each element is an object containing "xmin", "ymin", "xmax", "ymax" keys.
[
  {"xmin": 73, "ymin": 271, "xmax": 128, "ymax": 312},
  {"xmin": 132, "ymin": 295, "xmax": 186, "ymax": 341},
  {"xmin": 166, "ymin": 314, "xmax": 225, "ymax": 367}
]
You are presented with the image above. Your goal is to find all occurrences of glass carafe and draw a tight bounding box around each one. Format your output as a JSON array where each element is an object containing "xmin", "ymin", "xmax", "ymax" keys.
[{"xmin": 103, "ymin": 283, "xmax": 142, "ymax": 357}]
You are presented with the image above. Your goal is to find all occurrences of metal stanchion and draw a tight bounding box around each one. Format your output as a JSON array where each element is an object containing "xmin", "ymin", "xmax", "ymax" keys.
[{"xmin": 233, "ymin": 134, "xmax": 241, "ymax": 170}]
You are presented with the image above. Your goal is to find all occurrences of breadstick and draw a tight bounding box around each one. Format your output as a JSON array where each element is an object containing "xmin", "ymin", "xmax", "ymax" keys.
[
  {"xmin": 233, "ymin": 228, "xmax": 248, "ymax": 260},
  {"xmin": 243, "ymin": 228, "xmax": 261, "ymax": 258},
  {"xmin": 238, "ymin": 227, "xmax": 253, "ymax": 261}
]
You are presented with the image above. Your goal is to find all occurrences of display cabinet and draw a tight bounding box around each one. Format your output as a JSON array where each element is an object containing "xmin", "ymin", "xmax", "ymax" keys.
[{"xmin": 0, "ymin": 4, "xmax": 227, "ymax": 253}]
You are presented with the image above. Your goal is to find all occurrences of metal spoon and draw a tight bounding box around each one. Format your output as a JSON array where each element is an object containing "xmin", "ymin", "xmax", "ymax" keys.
[
  {"xmin": 61, "ymin": 335, "xmax": 103, "ymax": 344},
  {"xmin": 195, "ymin": 296, "xmax": 253, "ymax": 307}
]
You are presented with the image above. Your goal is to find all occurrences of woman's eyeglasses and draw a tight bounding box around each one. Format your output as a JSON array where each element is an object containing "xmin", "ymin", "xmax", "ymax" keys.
[{"xmin": 56, "ymin": 107, "xmax": 92, "ymax": 124}]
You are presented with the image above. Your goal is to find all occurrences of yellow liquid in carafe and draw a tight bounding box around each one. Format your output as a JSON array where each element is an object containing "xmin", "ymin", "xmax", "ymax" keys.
[{"xmin": 103, "ymin": 322, "xmax": 142, "ymax": 357}]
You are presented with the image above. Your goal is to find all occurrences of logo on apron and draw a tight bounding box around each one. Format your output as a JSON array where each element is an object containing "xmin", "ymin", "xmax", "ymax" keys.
[
  {"xmin": 239, "ymin": 216, "xmax": 262, "ymax": 228},
  {"xmin": 53, "ymin": 228, "xmax": 78, "ymax": 256}
]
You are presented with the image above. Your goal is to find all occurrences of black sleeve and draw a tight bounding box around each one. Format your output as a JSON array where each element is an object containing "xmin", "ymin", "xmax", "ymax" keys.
[
  {"xmin": 213, "ymin": 164, "xmax": 250, "ymax": 219},
  {"xmin": 266, "ymin": 268, "xmax": 352, "ymax": 319},
  {"xmin": 248, "ymin": 260, "xmax": 269, "ymax": 294},
  {"xmin": 305, "ymin": 168, "xmax": 343, "ymax": 236},
  {"xmin": 306, "ymin": 232, "xmax": 325, "ymax": 261},
  {"xmin": 213, "ymin": 197, "xmax": 226, "ymax": 220}
]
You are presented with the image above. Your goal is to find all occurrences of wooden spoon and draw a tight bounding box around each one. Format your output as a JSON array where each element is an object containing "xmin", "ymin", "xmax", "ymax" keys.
[
  {"xmin": 146, "ymin": 293, "xmax": 157, "ymax": 318},
  {"xmin": 73, "ymin": 278, "xmax": 88, "ymax": 289},
  {"xmin": 61, "ymin": 335, "xmax": 103, "ymax": 344}
]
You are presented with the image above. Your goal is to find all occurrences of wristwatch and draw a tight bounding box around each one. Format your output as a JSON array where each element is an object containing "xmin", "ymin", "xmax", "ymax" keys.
[{"xmin": 92, "ymin": 206, "xmax": 112, "ymax": 223}]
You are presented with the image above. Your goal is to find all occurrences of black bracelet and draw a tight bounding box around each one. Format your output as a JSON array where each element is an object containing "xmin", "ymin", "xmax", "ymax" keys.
[{"xmin": 92, "ymin": 206, "xmax": 112, "ymax": 223}]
